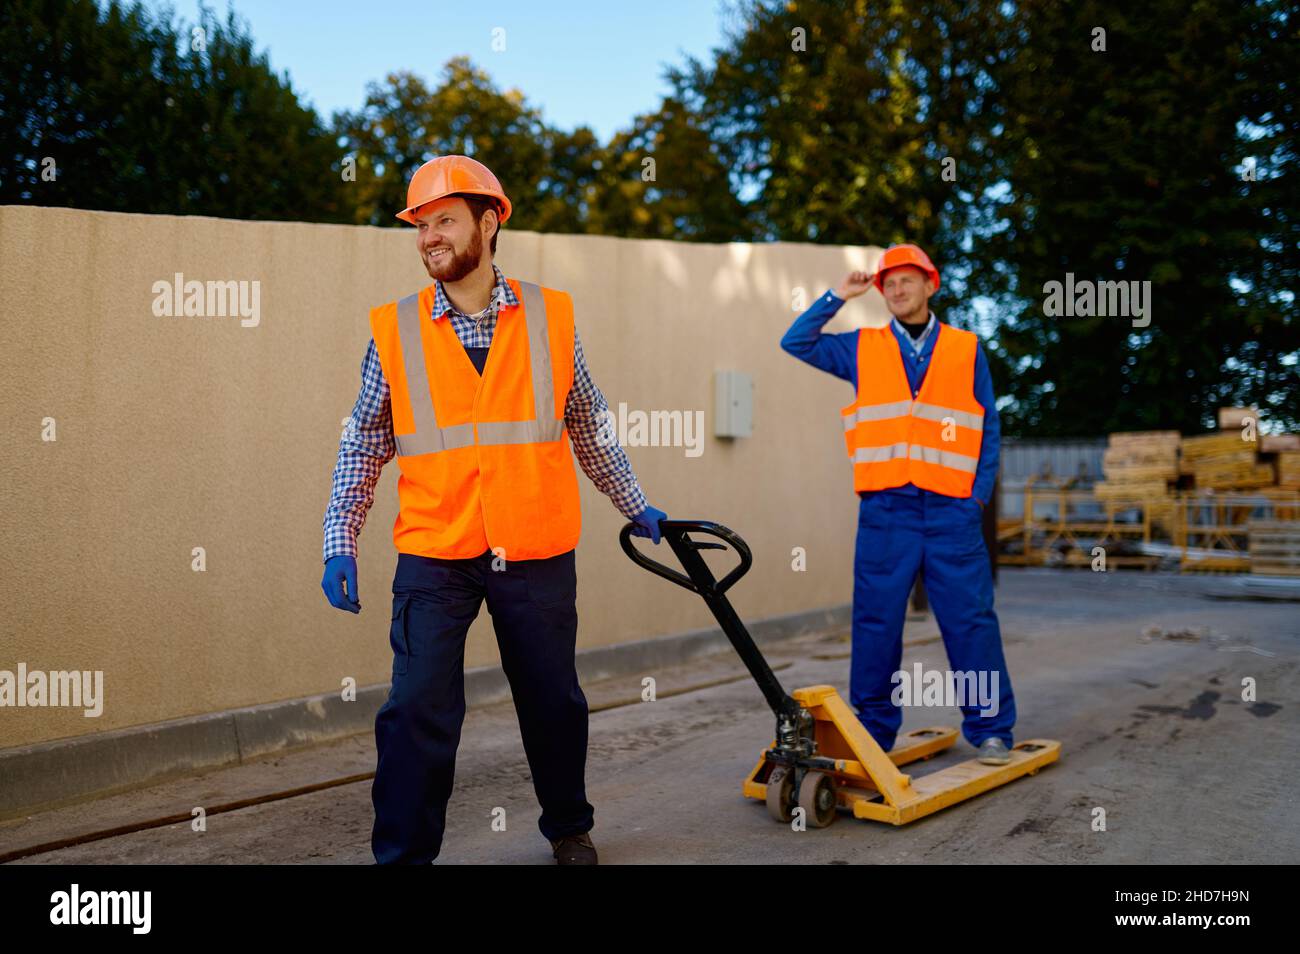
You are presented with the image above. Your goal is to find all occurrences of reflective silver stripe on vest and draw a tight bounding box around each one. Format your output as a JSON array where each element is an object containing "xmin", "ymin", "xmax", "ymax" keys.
[
  {"xmin": 852, "ymin": 442, "xmax": 910, "ymax": 464},
  {"xmin": 393, "ymin": 281, "xmax": 564, "ymax": 457},
  {"xmin": 844, "ymin": 399, "xmax": 914, "ymax": 429},
  {"xmin": 476, "ymin": 281, "xmax": 564, "ymax": 446},
  {"xmin": 908, "ymin": 444, "xmax": 978, "ymax": 473},
  {"xmin": 845, "ymin": 400, "xmax": 983, "ymax": 432},
  {"xmin": 910, "ymin": 401, "xmax": 984, "ymax": 431},
  {"xmin": 395, "ymin": 293, "xmax": 476, "ymax": 455}
]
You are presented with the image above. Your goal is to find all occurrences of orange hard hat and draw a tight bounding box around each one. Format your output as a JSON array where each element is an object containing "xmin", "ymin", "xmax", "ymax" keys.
[
  {"xmin": 395, "ymin": 155, "xmax": 512, "ymax": 226},
  {"xmin": 873, "ymin": 243, "xmax": 940, "ymax": 293}
]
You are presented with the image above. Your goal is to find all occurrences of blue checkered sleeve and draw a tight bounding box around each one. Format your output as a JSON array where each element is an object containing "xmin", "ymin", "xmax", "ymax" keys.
[
  {"xmin": 565, "ymin": 326, "xmax": 649, "ymax": 520},
  {"xmin": 322, "ymin": 338, "xmax": 394, "ymax": 562}
]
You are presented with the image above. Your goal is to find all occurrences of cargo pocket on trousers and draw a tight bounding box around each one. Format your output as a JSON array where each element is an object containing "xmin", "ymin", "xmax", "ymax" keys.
[
  {"xmin": 858, "ymin": 492, "xmax": 892, "ymax": 530},
  {"xmin": 389, "ymin": 594, "xmax": 411, "ymax": 675},
  {"xmin": 856, "ymin": 493, "xmax": 894, "ymax": 571},
  {"xmin": 525, "ymin": 551, "xmax": 576, "ymax": 609}
]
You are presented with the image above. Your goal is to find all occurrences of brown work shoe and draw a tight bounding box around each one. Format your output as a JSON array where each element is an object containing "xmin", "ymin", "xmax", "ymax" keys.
[{"xmin": 550, "ymin": 832, "xmax": 598, "ymax": 865}]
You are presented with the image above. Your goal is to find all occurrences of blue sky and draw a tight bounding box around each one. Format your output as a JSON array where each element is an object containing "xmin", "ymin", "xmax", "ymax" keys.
[{"xmin": 149, "ymin": 0, "xmax": 730, "ymax": 140}]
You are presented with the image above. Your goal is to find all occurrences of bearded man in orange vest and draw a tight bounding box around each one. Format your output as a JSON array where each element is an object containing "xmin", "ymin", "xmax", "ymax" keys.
[
  {"xmin": 780, "ymin": 244, "xmax": 1016, "ymax": 766},
  {"xmin": 320, "ymin": 155, "xmax": 667, "ymax": 865}
]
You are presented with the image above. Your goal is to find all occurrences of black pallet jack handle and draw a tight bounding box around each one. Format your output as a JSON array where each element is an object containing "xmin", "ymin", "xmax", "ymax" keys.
[{"xmin": 620, "ymin": 520, "xmax": 802, "ymax": 725}]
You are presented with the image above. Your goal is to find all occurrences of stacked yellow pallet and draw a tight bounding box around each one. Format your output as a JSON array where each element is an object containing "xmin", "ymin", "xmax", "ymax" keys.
[
  {"xmin": 1262, "ymin": 434, "xmax": 1300, "ymax": 453},
  {"xmin": 1249, "ymin": 521, "xmax": 1300, "ymax": 576},
  {"xmin": 1097, "ymin": 431, "xmax": 1180, "ymax": 500},
  {"xmin": 1179, "ymin": 432, "xmax": 1271, "ymax": 489},
  {"xmin": 1278, "ymin": 453, "xmax": 1300, "ymax": 490},
  {"xmin": 1096, "ymin": 413, "xmax": 1299, "ymax": 497}
]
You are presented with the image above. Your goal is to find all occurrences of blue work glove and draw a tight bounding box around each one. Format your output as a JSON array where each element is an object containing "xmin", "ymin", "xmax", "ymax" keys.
[
  {"xmin": 321, "ymin": 555, "xmax": 361, "ymax": 613},
  {"xmin": 630, "ymin": 505, "xmax": 668, "ymax": 544}
]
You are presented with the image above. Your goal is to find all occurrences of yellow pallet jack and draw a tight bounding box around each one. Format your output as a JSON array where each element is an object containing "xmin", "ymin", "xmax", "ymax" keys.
[{"xmin": 621, "ymin": 520, "xmax": 1061, "ymax": 828}]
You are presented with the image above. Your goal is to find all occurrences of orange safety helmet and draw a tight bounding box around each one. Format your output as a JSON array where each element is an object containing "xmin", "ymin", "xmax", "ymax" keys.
[
  {"xmin": 395, "ymin": 155, "xmax": 513, "ymax": 226},
  {"xmin": 873, "ymin": 243, "xmax": 940, "ymax": 293}
]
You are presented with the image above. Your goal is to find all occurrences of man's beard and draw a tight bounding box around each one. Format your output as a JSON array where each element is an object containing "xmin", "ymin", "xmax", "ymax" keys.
[{"xmin": 424, "ymin": 229, "xmax": 483, "ymax": 282}]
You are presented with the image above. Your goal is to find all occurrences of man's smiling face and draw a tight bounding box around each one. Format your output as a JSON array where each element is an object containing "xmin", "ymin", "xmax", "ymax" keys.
[
  {"xmin": 880, "ymin": 265, "xmax": 934, "ymax": 321},
  {"xmin": 414, "ymin": 196, "xmax": 486, "ymax": 283}
]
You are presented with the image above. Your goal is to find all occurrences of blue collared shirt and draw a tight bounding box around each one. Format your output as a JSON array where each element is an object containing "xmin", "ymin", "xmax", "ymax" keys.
[
  {"xmin": 893, "ymin": 311, "xmax": 937, "ymax": 357},
  {"xmin": 322, "ymin": 264, "xmax": 648, "ymax": 561},
  {"xmin": 779, "ymin": 288, "xmax": 1000, "ymax": 505}
]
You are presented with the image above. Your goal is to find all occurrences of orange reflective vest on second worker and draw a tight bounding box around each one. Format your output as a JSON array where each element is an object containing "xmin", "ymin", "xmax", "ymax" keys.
[
  {"xmin": 368, "ymin": 279, "xmax": 581, "ymax": 560},
  {"xmin": 841, "ymin": 322, "xmax": 985, "ymax": 497}
]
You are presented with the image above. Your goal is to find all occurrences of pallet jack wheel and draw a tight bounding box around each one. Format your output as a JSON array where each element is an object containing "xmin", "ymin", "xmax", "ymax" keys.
[
  {"xmin": 797, "ymin": 770, "xmax": 838, "ymax": 828},
  {"xmin": 765, "ymin": 764, "xmax": 794, "ymax": 823}
]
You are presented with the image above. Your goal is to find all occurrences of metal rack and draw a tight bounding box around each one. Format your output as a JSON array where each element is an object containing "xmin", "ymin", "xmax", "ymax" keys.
[{"xmin": 996, "ymin": 479, "xmax": 1300, "ymax": 572}]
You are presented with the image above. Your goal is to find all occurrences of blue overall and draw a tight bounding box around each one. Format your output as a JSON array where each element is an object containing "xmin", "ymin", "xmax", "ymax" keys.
[
  {"xmin": 780, "ymin": 290, "xmax": 1015, "ymax": 751},
  {"xmin": 371, "ymin": 548, "xmax": 594, "ymax": 864}
]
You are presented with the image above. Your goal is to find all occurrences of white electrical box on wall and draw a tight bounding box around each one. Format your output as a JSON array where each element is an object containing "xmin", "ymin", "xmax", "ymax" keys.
[{"xmin": 714, "ymin": 370, "xmax": 754, "ymax": 438}]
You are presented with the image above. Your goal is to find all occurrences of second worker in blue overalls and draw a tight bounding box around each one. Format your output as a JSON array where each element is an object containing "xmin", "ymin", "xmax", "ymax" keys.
[{"xmin": 780, "ymin": 244, "xmax": 1017, "ymax": 765}]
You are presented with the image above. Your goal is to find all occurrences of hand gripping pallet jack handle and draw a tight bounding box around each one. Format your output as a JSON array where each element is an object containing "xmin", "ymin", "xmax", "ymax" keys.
[{"xmin": 619, "ymin": 520, "xmax": 806, "ymax": 733}]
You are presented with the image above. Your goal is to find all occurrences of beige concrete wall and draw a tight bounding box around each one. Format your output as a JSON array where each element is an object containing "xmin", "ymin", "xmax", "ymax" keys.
[{"xmin": 0, "ymin": 205, "xmax": 892, "ymax": 749}]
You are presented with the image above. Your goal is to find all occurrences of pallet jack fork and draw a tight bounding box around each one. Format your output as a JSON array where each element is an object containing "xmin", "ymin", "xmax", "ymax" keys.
[{"xmin": 621, "ymin": 520, "xmax": 1061, "ymax": 827}]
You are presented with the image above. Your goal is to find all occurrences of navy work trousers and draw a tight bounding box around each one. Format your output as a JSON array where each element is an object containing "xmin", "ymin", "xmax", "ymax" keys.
[{"xmin": 371, "ymin": 547, "xmax": 594, "ymax": 864}]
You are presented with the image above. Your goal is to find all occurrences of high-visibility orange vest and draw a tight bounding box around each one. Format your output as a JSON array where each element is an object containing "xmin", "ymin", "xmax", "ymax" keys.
[
  {"xmin": 368, "ymin": 278, "xmax": 582, "ymax": 560},
  {"xmin": 841, "ymin": 322, "xmax": 985, "ymax": 497}
]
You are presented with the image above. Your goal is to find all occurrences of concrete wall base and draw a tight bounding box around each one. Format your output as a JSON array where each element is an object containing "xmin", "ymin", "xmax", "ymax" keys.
[{"xmin": 0, "ymin": 603, "xmax": 848, "ymax": 820}]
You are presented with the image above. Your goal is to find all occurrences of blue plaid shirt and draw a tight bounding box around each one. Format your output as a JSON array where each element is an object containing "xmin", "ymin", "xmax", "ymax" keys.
[{"xmin": 322, "ymin": 265, "xmax": 648, "ymax": 562}]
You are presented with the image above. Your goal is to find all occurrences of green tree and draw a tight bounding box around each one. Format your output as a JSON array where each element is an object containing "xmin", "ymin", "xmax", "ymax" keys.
[
  {"xmin": 333, "ymin": 58, "xmax": 597, "ymax": 233},
  {"xmin": 585, "ymin": 96, "xmax": 748, "ymax": 241},
  {"xmin": 664, "ymin": 1, "xmax": 1011, "ymax": 263},
  {"xmin": 0, "ymin": 0, "xmax": 349, "ymax": 221},
  {"xmin": 984, "ymin": 0, "xmax": 1299, "ymax": 434}
]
